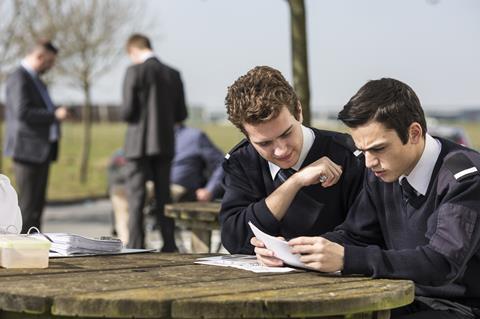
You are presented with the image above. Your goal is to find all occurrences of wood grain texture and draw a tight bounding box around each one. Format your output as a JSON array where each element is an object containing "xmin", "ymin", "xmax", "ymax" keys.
[{"xmin": 0, "ymin": 253, "xmax": 414, "ymax": 318}]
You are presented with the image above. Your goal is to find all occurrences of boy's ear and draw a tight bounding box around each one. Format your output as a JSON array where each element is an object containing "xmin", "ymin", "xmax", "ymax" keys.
[
  {"xmin": 409, "ymin": 122, "xmax": 423, "ymax": 144},
  {"xmin": 296, "ymin": 102, "xmax": 303, "ymax": 122}
]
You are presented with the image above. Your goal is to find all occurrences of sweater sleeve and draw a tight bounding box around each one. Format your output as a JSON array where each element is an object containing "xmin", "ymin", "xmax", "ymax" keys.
[
  {"xmin": 326, "ymin": 174, "xmax": 480, "ymax": 287},
  {"xmin": 219, "ymin": 155, "xmax": 281, "ymax": 254},
  {"xmin": 322, "ymin": 176, "xmax": 385, "ymax": 248}
]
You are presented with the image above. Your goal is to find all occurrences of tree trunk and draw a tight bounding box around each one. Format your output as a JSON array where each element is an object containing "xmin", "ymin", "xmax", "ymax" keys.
[
  {"xmin": 288, "ymin": 0, "xmax": 311, "ymax": 126},
  {"xmin": 0, "ymin": 79, "xmax": 3, "ymax": 172},
  {"xmin": 0, "ymin": 118, "xmax": 3, "ymax": 172},
  {"xmin": 79, "ymin": 82, "xmax": 92, "ymax": 183}
]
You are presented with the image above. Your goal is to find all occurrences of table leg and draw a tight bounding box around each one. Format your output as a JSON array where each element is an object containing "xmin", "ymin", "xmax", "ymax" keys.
[
  {"xmin": 191, "ymin": 229, "xmax": 212, "ymax": 253},
  {"xmin": 342, "ymin": 309, "xmax": 390, "ymax": 319},
  {"xmin": 374, "ymin": 310, "xmax": 390, "ymax": 319}
]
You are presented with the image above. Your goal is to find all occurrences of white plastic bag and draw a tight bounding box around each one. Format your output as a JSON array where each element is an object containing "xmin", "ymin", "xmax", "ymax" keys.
[{"xmin": 0, "ymin": 175, "xmax": 22, "ymax": 234}]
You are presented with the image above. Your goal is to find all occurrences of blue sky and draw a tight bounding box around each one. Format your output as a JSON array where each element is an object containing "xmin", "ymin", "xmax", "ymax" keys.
[{"xmin": 53, "ymin": 0, "xmax": 480, "ymax": 113}]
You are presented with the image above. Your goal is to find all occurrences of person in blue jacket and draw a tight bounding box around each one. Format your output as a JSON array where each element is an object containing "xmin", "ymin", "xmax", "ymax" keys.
[
  {"xmin": 108, "ymin": 123, "xmax": 224, "ymax": 246},
  {"xmin": 170, "ymin": 123, "xmax": 224, "ymax": 202},
  {"xmin": 257, "ymin": 78, "xmax": 480, "ymax": 319}
]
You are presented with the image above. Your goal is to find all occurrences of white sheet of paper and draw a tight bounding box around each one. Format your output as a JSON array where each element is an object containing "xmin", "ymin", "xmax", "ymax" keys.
[
  {"xmin": 249, "ymin": 221, "xmax": 311, "ymax": 270},
  {"xmin": 195, "ymin": 255, "xmax": 296, "ymax": 273}
]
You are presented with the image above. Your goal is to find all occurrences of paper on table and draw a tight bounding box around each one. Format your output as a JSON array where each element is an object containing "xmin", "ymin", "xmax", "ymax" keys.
[
  {"xmin": 248, "ymin": 221, "xmax": 312, "ymax": 270},
  {"xmin": 195, "ymin": 254, "xmax": 296, "ymax": 273},
  {"xmin": 49, "ymin": 248, "xmax": 156, "ymax": 258}
]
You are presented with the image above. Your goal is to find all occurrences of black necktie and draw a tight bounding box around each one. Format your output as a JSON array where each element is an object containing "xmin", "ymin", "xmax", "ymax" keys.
[
  {"xmin": 400, "ymin": 178, "xmax": 423, "ymax": 208},
  {"xmin": 274, "ymin": 168, "xmax": 296, "ymax": 188}
]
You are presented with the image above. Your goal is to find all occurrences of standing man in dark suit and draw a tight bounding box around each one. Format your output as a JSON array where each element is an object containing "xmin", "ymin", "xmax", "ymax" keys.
[
  {"xmin": 4, "ymin": 40, "xmax": 67, "ymax": 233},
  {"xmin": 122, "ymin": 34, "xmax": 187, "ymax": 251},
  {"xmin": 220, "ymin": 66, "xmax": 365, "ymax": 256}
]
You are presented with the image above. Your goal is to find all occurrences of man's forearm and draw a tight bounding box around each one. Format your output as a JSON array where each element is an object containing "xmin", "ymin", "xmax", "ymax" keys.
[{"xmin": 265, "ymin": 176, "xmax": 302, "ymax": 220}]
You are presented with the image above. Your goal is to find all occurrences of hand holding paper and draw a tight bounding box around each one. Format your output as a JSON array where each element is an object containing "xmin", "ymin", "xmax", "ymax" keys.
[{"xmin": 248, "ymin": 222, "xmax": 311, "ymax": 270}]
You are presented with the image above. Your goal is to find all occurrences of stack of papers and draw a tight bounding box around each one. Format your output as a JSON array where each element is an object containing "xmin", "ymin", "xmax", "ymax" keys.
[{"xmin": 31, "ymin": 233, "xmax": 123, "ymax": 256}]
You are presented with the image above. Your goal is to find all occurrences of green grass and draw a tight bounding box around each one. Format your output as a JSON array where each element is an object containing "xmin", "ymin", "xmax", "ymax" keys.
[
  {"xmin": 198, "ymin": 123, "xmax": 245, "ymax": 152},
  {"xmin": 446, "ymin": 121, "xmax": 480, "ymax": 149},
  {"xmin": 1, "ymin": 122, "xmax": 127, "ymax": 201},
  {"xmin": 1, "ymin": 120, "xmax": 479, "ymax": 201},
  {"xmin": 0, "ymin": 122, "xmax": 244, "ymax": 201}
]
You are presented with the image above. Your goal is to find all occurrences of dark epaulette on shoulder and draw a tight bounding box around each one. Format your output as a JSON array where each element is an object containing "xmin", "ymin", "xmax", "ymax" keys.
[
  {"xmin": 445, "ymin": 153, "xmax": 479, "ymax": 181},
  {"xmin": 224, "ymin": 139, "xmax": 249, "ymax": 160},
  {"xmin": 332, "ymin": 133, "xmax": 363, "ymax": 158}
]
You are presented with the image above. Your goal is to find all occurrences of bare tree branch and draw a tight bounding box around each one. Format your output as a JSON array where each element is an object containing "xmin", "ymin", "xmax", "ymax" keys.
[
  {"xmin": 0, "ymin": 0, "xmax": 29, "ymax": 170},
  {"xmin": 13, "ymin": 0, "xmax": 151, "ymax": 182},
  {"xmin": 0, "ymin": 0, "xmax": 25, "ymax": 86}
]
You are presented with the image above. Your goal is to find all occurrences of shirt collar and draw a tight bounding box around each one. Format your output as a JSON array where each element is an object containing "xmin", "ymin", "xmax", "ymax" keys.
[
  {"xmin": 399, "ymin": 133, "xmax": 441, "ymax": 195},
  {"xmin": 268, "ymin": 125, "xmax": 315, "ymax": 180},
  {"xmin": 21, "ymin": 60, "xmax": 38, "ymax": 78},
  {"xmin": 140, "ymin": 51, "xmax": 156, "ymax": 63}
]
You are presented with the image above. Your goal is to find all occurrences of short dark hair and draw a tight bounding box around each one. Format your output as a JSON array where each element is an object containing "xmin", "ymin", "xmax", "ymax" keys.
[
  {"xmin": 126, "ymin": 33, "xmax": 152, "ymax": 50},
  {"xmin": 225, "ymin": 66, "xmax": 300, "ymax": 134},
  {"xmin": 31, "ymin": 39, "xmax": 58, "ymax": 55},
  {"xmin": 338, "ymin": 78, "xmax": 427, "ymax": 144}
]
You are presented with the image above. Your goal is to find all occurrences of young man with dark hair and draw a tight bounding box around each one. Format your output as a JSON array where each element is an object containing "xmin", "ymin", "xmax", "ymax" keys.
[
  {"xmin": 220, "ymin": 66, "xmax": 365, "ymax": 256},
  {"xmin": 4, "ymin": 39, "xmax": 67, "ymax": 232},
  {"xmin": 276, "ymin": 78, "xmax": 480, "ymax": 318}
]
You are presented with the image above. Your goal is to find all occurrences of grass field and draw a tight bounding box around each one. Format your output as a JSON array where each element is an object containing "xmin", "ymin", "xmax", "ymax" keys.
[
  {"xmin": 1, "ymin": 120, "xmax": 479, "ymax": 201},
  {"xmin": 0, "ymin": 122, "xmax": 245, "ymax": 201}
]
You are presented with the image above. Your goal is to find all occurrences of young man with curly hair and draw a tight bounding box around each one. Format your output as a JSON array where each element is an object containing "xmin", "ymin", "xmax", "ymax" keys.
[{"xmin": 220, "ymin": 66, "xmax": 365, "ymax": 257}]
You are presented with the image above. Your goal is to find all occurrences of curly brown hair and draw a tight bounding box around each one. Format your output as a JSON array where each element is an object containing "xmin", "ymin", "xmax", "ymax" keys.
[{"xmin": 225, "ymin": 66, "xmax": 300, "ymax": 134}]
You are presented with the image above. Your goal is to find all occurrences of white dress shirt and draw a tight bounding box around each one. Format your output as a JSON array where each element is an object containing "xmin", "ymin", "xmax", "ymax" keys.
[
  {"xmin": 268, "ymin": 125, "xmax": 315, "ymax": 180},
  {"xmin": 399, "ymin": 134, "xmax": 442, "ymax": 196},
  {"xmin": 139, "ymin": 51, "xmax": 156, "ymax": 63}
]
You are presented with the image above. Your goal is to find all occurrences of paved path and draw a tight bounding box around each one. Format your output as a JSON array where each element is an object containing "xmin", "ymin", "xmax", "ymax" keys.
[
  {"xmin": 43, "ymin": 199, "xmax": 113, "ymax": 238},
  {"xmin": 42, "ymin": 199, "xmax": 225, "ymax": 253}
]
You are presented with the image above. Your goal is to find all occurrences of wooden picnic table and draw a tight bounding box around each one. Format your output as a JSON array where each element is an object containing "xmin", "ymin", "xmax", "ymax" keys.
[
  {"xmin": 165, "ymin": 202, "xmax": 221, "ymax": 253},
  {"xmin": 0, "ymin": 253, "xmax": 414, "ymax": 319}
]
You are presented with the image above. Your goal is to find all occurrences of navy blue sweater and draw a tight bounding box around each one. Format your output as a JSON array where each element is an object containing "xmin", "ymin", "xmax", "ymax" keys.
[
  {"xmin": 324, "ymin": 138, "xmax": 480, "ymax": 308},
  {"xmin": 220, "ymin": 128, "xmax": 365, "ymax": 254}
]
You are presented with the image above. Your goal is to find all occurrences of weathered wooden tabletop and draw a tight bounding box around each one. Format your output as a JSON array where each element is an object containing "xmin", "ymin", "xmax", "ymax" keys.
[
  {"xmin": 0, "ymin": 253, "xmax": 414, "ymax": 319},
  {"xmin": 165, "ymin": 202, "xmax": 221, "ymax": 253}
]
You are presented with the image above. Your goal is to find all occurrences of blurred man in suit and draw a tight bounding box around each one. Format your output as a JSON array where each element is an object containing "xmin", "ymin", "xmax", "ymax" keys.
[
  {"xmin": 4, "ymin": 40, "xmax": 67, "ymax": 233},
  {"xmin": 122, "ymin": 33, "xmax": 187, "ymax": 251}
]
